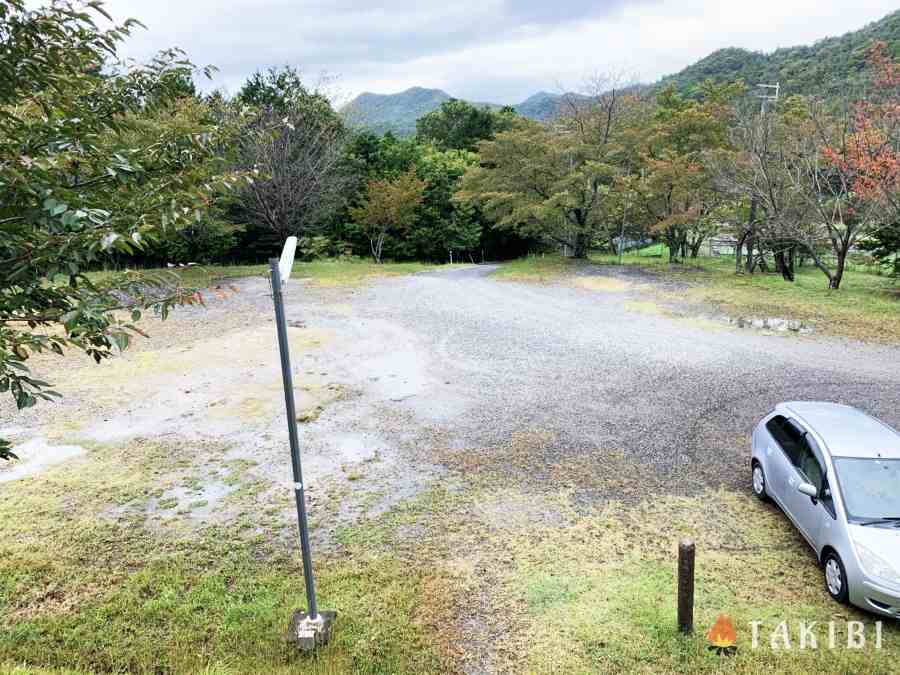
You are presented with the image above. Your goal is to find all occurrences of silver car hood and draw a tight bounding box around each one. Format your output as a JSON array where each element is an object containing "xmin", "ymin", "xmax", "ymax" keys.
[{"xmin": 848, "ymin": 524, "xmax": 900, "ymax": 566}]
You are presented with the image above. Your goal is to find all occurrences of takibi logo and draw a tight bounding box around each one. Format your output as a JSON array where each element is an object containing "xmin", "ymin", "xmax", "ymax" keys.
[{"xmin": 706, "ymin": 614, "xmax": 738, "ymax": 656}]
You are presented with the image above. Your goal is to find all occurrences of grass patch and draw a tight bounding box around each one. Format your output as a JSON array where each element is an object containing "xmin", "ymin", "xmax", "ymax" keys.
[
  {"xmin": 490, "ymin": 255, "xmax": 581, "ymax": 282},
  {"xmin": 4, "ymin": 433, "xmax": 900, "ymax": 673},
  {"xmin": 593, "ymin": 251, "xmax": 900, "ymax": 342},
  {"xmin": 83, "ymin": 258, "xmax": 436, "ymax": 290},
  {"xmin": 0, "ymin": 441, "xmax": 458, "ymax": 674},
  {"xmin": 500, "ymin": 490, "xmax": 900, "ymax": 674}
]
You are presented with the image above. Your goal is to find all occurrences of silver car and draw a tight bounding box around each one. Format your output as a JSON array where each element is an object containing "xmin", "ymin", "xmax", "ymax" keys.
[{"xmin": 751, "ymin": 402, "xmax": 900, "ymax": 618}]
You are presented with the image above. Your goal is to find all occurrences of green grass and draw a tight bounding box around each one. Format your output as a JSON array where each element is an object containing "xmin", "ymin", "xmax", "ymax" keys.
[
  {"xmin": 492, "ymin": 250, "xmax": 900, "ymax": 341},
  {"xmin": 489, "ymin": 254, "xmax": 582, "ymax": 282},
  {"xmin": 82, "ymin": 258, "xmax": 436, "ymax": 290},
  {"xmin": 4, "ymin": 435, "xmax": 900, "ymax": 673},
  {"xmin": 0, "ymin": 440, "xmax": 456, "ymax": 674},
  {"xmin": 596, "ymin": 249, "xmax": 900, "ymax": 342},
  {"xmin": 501, "ymin": 490, "xmax": 900, "ymax": 674}
]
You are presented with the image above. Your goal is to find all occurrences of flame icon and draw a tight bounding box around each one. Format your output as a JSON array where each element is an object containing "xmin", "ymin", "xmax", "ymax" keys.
[{"xmin": 706, "ymin": 614, "xmax": 738, "ymax": 655}]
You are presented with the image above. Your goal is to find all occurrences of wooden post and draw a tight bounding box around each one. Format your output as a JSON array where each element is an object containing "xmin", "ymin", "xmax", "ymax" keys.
[{"xmin": 677, "ymin": 539, "xmax": 695, "ymax": 634}]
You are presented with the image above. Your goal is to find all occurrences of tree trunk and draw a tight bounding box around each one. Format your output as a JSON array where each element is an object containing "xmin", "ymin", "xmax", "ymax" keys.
[
  {"xmin": 830, "ymin": 250, "xmax": 846, "ymax": 290},
  {"xmin": 370, "ymin": 232, "xmax": 386, "ymax": 264},
  {"xmin": 572, "ymin": 233, "xmax": 590, "ymax": 259},
  {"xmin": 744, "ymin": 197, "xmax": 758, "ymax": 274},
  {"xmin": 745, "ymin": 235, "xmax": 756, "ymax": 274},
  {"xmin": 667, "ymin": 230, "xmax": 680, "ymax": 263},
  {"xmin": 807, "ymin": 248, "xmax": 835, "ymax": 288},
  {"xmin": 755, "ymin": 240, "xmax": 769, "ymax": 272},
  {"xmin": 735, "ymin": 229, "xmax": 749, "ymax": 273},
  {"xmin": 690, "ymin": 238, "xmax": 703, "ymax": 258},
  {"xmin": 774, "ymin": 247, "xmax": 794, "ymax": 282}
]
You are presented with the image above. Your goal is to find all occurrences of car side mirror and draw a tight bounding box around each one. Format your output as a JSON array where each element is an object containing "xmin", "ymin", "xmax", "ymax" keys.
[{"xmin": 798, "ymin": 482, "xmax": 818, "ymax": 502}]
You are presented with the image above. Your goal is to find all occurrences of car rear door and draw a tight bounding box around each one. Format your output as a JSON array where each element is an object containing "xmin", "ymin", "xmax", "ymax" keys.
[{"xmin": 762, "ymin": 415, "xmax": 803, "ymax": 510}]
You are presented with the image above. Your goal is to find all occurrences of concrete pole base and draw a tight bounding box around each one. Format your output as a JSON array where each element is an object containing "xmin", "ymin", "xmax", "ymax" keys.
[{"xmin": 287, "ymin": 609, "xmax": 336, "ymax": 651}]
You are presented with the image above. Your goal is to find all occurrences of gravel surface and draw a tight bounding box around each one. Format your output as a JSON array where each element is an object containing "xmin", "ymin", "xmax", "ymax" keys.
[
  {"xmin": 4, "ymin": 263, "xmax": 900, "ymax": 516},
  {"xmin": 346, "ymin": 264, "xmax": 900, "ymax": 501}
]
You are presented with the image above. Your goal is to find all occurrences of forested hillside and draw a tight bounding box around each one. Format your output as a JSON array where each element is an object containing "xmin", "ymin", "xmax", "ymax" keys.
[
  {"xmin": 660, "ymin": 9, "xmax": 900, "ymax": 96},
  {"xmin": 342, "ymin": 87, "xmax": 458, "ymax": 135},
  {"xmin": 341, "ymin": 88, "xmax": 581, "ymax": 135}
]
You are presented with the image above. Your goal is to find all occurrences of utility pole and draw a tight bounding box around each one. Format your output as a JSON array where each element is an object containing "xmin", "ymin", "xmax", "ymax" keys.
[
  {"xmin": 757, "ymin": 82, "xmax": 780, "ymax": 114},
  {"xmin": 745, "ymin": 83, "xmax": 780, "ymax": 274}
]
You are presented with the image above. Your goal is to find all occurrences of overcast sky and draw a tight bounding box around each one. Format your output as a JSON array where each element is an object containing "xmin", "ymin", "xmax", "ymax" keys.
[{"xmin": 99, "ymin": 0, "xmax": 898, "ymax": 104}]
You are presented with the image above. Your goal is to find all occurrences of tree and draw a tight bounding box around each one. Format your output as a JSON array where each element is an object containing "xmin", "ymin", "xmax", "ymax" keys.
[
  {"xmin": 716, "ymin": 43, "xmax": 900, "ymax": 289},
  {"xmin": 859, "ymin": 223, "xmax": 900, "ymax": 278},
  {"xmin": 411, "ymin": 147, "xmax": 481, "ymax": 261},
  {"xmin": 416, "ymin": 99, "xmax": 516, "ymax": 151},
  {"xmin": 0, "ymin": 1, "xmax": 243, "ymax": 459},
  {"xmin": 630, "ymin": 84, "xmax": 739, "ymax": 262},
  {"xmin": 350, "ymin": 169, "xmax": 426, "ymax": 263},
  {"xmin": 235, "ymin": 89, "xmax": 350, "ymax": 243},
  {"xmin": 237, "ymin": 66, "xmax": 333, "ymax": 119},
  {"xmin": 456, "ymin": 119, "xmax": 618, "ymax": 258}
]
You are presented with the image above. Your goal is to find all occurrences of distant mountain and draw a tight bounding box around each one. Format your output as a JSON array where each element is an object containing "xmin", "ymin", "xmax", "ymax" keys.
[
  {"xmin": 343, "ymin": 8, "xmax": 900, "ymax": 136},
  {"xmin": 659, "ymin": 9, "xmax": 900, "ymax": 97},
  {"xmin": 342, "ymin": 87, "xmax": 454, "ymax": 136},
  {"xmin": 341, "ymin": 87, "xmax": 581, "ymax": 136}
]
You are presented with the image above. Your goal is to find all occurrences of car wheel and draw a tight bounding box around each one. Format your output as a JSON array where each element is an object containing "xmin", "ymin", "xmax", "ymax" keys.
[
  {"xmin": 823, "ymin": 551, "xmax": 850, "ymax": 605},
  {"xmin": 751, "ymin": 462, "xmax": 768, "ymax": 501}
]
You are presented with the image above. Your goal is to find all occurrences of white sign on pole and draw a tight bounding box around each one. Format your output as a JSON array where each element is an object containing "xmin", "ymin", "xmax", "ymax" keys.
[{"xmin": 278, "ymin": 236, "xmax": 298, "ymax": 283}]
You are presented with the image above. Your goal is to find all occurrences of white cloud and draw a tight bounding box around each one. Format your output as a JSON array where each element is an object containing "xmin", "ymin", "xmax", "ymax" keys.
[{"xmin": 98, "ymin": 0, "xmax": 899, "ymax": 103}]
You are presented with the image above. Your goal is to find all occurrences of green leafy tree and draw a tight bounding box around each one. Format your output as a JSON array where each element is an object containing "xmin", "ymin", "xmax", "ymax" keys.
[
  {"xmin": 350, "ymin": 169, "xmax": 426, "ymax": 263},
  {"xmin": 412, "ymin": 148, "xmax": 481, "ymax": 261},
  {"xmin": 630, "ymin": 83, "xmax": 740, "ymax": 262},
  {"xmin": 456, "ymin": 119, "xmax": 618, "ymax": 258},
  {"xmin": 416, "ymin": 99, "xmax": 516, "ymax": 151},
  {"xmin": 237, "ymin": 66, "xmax": 332, "ymax": 120},
  {"xmin": 0, "ymin": 0, "xmax": 242, "ymax": 459}
]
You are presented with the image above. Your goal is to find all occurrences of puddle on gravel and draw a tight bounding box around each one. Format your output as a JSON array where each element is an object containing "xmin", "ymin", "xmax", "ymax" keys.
[{"xmin": 0, "ymin": 437, "xmax": 86, "ymax": 483}]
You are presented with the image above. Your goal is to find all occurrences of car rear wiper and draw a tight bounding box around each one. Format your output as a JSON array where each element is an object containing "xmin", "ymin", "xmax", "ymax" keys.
[{"xmin": 858, "ymin": 517, "xmax": 900, "ymax": 526}]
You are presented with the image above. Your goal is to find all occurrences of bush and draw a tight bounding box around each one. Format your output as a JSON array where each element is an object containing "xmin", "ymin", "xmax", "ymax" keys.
[{"xmin": 140, "ymin": 221, "xmax": 243, "ymax": 264}]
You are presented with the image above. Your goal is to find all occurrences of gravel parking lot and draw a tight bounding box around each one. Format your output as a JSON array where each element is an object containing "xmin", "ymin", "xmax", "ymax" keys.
[
  {"xmin": 346, "ymin": 264, "xmax": 900, "ymax": 499},
  {"xmin": 5, "ymin": 262, "xmax": 900, "ymax": 673},
  {"xmin": 6, "ymin": 263, "xmax": 900, "ymax": 519}
]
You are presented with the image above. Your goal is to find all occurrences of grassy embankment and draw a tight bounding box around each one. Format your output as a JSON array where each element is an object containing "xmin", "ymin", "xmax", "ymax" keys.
[{"xmin": 493, "ymin": 249, "xmax": 900, "ymax": 342}]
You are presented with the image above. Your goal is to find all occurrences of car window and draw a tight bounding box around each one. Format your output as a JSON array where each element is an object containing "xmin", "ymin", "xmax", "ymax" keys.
[
  {"xmin": 819, "ymin": 475, "xmax": 836, "ymax": 518},
  {"xmin": 796, "ymin": 440, "xmax": 824, "ymax": 491},
  {"xmin": 766, "ymin": 415, "xmax": 805, "ymax": 465}
]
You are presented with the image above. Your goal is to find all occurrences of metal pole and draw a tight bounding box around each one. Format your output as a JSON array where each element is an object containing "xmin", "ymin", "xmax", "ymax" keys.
[{"xmin": 269, "ymin": 258, "xmax": 318, "ymax": 620}]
